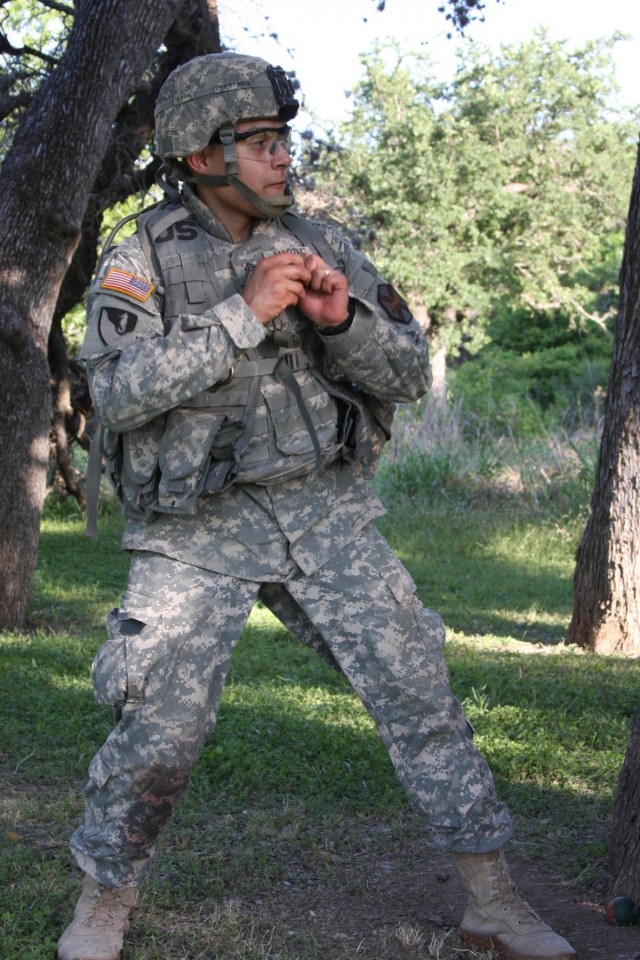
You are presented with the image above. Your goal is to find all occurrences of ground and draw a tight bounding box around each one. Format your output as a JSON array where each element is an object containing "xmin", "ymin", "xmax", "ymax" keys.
[
  {"xmin": 259, "ymin": 848, "xmax": 640, "ymax": 960},
  {"xmin": 119, "ymin": 809, "xmax": 640, "ymax": 959}
]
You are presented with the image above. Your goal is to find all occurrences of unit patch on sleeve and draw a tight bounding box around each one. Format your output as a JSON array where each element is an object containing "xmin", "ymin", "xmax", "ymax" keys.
[
  {"xmin": 98, "ymin": 306, "xmax": 138, "ymax": 345},
  {"xmin": 101, "ymin": 267, "xmax": 155, "ymax": 303},
  {"xmin": 377, "ymin": 283, "xmax": 414, "ymax": 324}
]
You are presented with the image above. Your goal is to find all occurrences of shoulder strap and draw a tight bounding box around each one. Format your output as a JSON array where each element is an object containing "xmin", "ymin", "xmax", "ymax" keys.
[
  {"xmin": 135, "ymin": 204, "xmax": 193, "ymax": 334},
  {"xmin": 281, "ymin": 210, "xmax": 339, "ymax": 270},
  {"xmin": 96, "ymin": 200, "xmax": 167, "ymax": 277},
  {"xmin": 85, "ymin": 422, "xmax": 105, "ymax": 539}
]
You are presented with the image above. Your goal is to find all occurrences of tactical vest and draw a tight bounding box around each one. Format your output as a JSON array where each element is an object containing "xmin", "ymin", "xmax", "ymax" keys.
[{"xmin": 97, "ymin": 203, "xmax": 394, "ymax": 525}]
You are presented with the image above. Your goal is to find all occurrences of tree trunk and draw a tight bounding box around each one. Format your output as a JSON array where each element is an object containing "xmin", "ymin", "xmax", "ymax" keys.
[
  {"xmin": 609, "ymin": 705, "xmax": 640, "ymax": 901},
  {"xmin": 0, "ymin": 302, "xmax": 51, "ymax": 628},
  {"xmin": 0, "ymin": 0, "xmax": 187, "ymax": 629},
  {"xmin": 568, "ymin": 144, "xmax": 640, "ymax": 656}
]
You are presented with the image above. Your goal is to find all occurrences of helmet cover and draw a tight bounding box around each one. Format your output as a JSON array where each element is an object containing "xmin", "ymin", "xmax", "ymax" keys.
[{"xmin": 155, "ymin": 52, "xmax": 299, "ymax": 158}]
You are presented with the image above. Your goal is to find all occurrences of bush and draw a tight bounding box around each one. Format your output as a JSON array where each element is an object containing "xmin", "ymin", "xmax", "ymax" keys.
[
  {"xmin": 376, "ymin": 391, "xmax": 600, "ymax": 517},
  {"xmin": 449, "ymin": 309, "xmax": 612, "ymax": 435}
]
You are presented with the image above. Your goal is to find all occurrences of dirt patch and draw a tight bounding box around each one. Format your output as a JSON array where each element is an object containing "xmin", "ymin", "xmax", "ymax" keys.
[
  {"xmin": 239, "ymin": 846, "xmax": 640, "ymax": 960},
  {"xmin": 62, "ymin": 801, "xmax": 640, "ymax": 959},
  {"xmin": 509, "ymin": 859, "xmax": 639, "ymax": 960}
]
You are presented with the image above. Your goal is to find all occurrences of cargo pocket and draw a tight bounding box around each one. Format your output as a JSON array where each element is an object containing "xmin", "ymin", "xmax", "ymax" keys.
[
  {"xmin": 378, "ymin": 551, "xmax": 446, "ymax": 661},
  {"xmin": 91, "ymin": 589, "xmax": 168, "ymax": 710}
]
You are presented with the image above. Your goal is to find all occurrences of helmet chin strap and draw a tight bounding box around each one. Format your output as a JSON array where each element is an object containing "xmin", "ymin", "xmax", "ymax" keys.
[{"xmin": 182, "ymin": 171, "xmax": 294, "ymax": 219}]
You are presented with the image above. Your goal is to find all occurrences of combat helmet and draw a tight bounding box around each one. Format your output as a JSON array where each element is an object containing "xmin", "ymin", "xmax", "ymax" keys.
[{"xmin": 154, "ymin": 52, "xmax": 299, "ymax": 218}]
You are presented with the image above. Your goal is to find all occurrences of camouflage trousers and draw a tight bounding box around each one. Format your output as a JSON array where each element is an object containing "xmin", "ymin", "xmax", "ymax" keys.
[{"xmin": 70, "ymin": 524, "xmax": 513, "ymax": 889}]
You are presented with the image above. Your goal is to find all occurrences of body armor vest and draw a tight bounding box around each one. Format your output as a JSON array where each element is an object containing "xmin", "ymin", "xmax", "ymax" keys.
[{"xmin": 100, "ymin": 203, "xmax": 393, "ymax": 523}]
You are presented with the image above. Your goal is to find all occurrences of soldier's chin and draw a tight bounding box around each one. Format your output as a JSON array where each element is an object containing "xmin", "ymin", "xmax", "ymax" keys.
[{"xmin": 266, "ymin": 194, "xmax": 293, "ymax": 207}]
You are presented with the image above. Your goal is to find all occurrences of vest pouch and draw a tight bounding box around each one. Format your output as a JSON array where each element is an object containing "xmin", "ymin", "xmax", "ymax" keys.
[
  {"xmin": 262, "ymin": 371, "xmax": 338, "ymax": 457},
  {"xmin": 119, "ymin": 417, "xmax": 164, "ymax": 521},
  {"xmin": 210, "ymin": 416, "xmax": 247, "ymax": 461},
  {"xmin": 102, "ymin": 417, "xmax": 164, "ymax": 521},
  {"xmin": 157, "ymin": 407, "xmax": 227, "ymax": 514},
  {"xmin": 344, "ymin": 393, "xmax": 394, "ymax": 472},
  {"xmin": 163, "ymin": 249, "xmax": 220, "ymax": 322}
]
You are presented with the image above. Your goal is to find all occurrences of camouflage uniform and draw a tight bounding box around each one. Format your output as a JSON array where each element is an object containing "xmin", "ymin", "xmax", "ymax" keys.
[{"xmin": 70, "ymin": 54, "xmax": 513, "ymax": 893}]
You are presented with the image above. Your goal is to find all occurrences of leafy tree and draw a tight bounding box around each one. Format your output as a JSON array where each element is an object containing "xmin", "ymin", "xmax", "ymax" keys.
[
  {"xmin": 0, "ymin": 0, "xmax": 220, "ymax": 628},
  {"xmin": 309, "ymin": 19, "xmax": 640, "ymax": 888},
  {"xmin": 305, "ymin": 32, "xmax": 636, "ymax": 364}
]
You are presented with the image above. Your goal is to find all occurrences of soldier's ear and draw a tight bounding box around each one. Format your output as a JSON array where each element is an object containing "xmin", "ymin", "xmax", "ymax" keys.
[{"xmin": 184, "ymin": 149, "xmax": 211, "ymax": 175}]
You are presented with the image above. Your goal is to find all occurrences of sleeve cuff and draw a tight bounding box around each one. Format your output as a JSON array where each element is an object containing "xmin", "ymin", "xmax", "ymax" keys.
[
  {"xmin": 317, "ymin": 298, "xmax": 357, "ymax": 337},
  {"xmin": 214, "ymin": 294, "xmax": 267, "ymax": 349}
]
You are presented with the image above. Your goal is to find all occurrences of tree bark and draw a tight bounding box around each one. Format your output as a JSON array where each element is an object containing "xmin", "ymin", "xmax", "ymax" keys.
[
  {"xmin": 0, "ymin": 0, "xmax": 187, "ymax": 628},
  {"xmin": 609, "ymin": 705, "xmax": 640, "ymax": 901},
  {"xmin": 568, "ymin": 144, "xmax": 640, "ymax": 657}
]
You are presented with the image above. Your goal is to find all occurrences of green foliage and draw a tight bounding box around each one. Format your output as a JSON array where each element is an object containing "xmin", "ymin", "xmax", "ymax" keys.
[
  {"xmin": 449, "ymin": 310, "xmax": 612, "ymax": 433},
  {"xmin": 308, "ymin": 31, "xmax": 637, "ymax": 361},
  {"xmin": 377, "ymin": 392, "xmax": 600, "ymax": 516}
]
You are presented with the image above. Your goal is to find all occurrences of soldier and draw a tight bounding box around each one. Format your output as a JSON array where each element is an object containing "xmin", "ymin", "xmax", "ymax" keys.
[{"xmin": 57, "ymin": 53, "xmax": 576, "ymax": 960}]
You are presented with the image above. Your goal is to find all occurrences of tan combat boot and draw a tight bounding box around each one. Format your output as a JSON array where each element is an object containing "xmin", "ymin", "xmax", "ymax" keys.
[
  {"xmin": 453, "ymin": 849, "xmax": 576, "ymax": 960},
  {"xmin": 56, "ymin": 875, "xmax": 137, "ymax": 960}
]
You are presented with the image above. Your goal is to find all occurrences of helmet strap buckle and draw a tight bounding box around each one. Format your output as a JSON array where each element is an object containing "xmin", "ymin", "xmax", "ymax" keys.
[{"xmin": 218, "ymin": 123, "xmax": 239, "ymax": 175}]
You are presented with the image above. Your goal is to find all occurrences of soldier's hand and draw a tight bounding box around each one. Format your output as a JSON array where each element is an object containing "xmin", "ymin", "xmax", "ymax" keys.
[
  {"xmin": 297, "ymin": 255, "xmax": 350, "ymax": 328},
  {"xmin": 242, "ymin": 253, "xmax": 311, "ymax": 325}
]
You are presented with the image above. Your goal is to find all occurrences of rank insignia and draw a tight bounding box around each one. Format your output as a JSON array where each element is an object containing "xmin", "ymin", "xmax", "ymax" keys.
[
  {"xmin": 101, "ymin": 267, "xmax": 154, "ymax": 302},
  {"xmin": 377, "ymin": 283, "xmax": 413, "ymax": 324}
]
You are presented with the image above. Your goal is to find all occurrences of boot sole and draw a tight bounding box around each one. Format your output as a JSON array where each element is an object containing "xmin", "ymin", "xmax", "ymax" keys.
[
  {"xmin": 460, "ymin": 928, "xmax": 577, "ymax": 960},
  {"xmin": 55, "ymin": 950, "xmax": 122, "ymax": 960}
]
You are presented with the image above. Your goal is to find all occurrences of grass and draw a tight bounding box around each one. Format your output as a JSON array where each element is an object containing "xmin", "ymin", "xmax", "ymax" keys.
[{"xmin": 1, "ymin": 402, "xmax": 638, "ymax": 958}]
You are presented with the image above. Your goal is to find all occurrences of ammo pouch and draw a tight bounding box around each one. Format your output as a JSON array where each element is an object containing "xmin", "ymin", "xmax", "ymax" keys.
[
  {"xmin": 102, "ymin": 416, "xmax": 165, "ymax": 522},
  {"xmin": 156, "ymin": 407, "xmax": 245, "ymax": 515}
]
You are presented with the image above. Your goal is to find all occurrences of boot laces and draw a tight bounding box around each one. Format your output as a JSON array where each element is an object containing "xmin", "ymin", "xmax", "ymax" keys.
[
  {"xmin": 81, "ymin": 886, "xmax": 129, "ymax": 929},
  {"xmin": 490, "ymin": 857, "xmax": 543, "ymax": 927}
]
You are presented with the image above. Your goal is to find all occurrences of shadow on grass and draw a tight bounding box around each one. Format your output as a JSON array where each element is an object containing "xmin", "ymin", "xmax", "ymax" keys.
[
  {"xmin": 3, "ymin": 612, "xmax": 630, "ymax": 960},
  {"xmin": 32, "ymin": 515, "xmax": 128, "ymax": 630}
]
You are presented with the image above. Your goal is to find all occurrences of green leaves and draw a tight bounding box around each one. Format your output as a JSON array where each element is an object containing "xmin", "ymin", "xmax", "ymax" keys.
[{"xmin": 308, "ymin": 32, "xmax": 638, "ymax": 359}]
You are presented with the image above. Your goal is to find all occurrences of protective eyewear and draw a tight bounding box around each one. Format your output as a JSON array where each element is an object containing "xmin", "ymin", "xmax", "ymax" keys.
[{"xmin": 232, "ymin": 125, "xmax": 292, "ymax": 158}]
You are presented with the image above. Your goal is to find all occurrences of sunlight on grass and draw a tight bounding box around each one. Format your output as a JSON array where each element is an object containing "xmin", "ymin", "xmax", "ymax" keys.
[{"xmin": 3, "ymin": 409, "xmax": 638, "ymax": 957}]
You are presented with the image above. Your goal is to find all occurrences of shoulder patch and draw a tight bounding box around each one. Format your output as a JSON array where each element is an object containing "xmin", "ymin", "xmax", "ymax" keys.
[
  {"xmin": 377, "ymin": 283, "xmax": 413, "ymax": 324},
  {"xmin": 98, "ymin": 306, "xmax": 138, "ymax": 345},
  {"xmin": 101, "ymin": 267, "xmax": 154, "ymax": 303}
]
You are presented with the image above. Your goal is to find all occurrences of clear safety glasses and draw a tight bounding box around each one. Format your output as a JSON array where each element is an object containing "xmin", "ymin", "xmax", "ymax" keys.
[{"xmin": 233, "ymin": 124, "xmax": 292, "ymax": 160}]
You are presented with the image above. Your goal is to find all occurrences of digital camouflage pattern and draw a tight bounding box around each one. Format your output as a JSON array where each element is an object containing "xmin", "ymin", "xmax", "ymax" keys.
[
  {"xmin": 71, "ymin": 533, "xmax": 513, "ymax": 889},
  {"xmin": 154, "ymin": 52, "xmax": 299, "ymax": 159},
  {"xmin": 81, "ymin": 205, "xmax": 429, "ymax": 578},
  {"xmin": 72, "ymin": 79, "xmax": 514, "ymax": 890}
]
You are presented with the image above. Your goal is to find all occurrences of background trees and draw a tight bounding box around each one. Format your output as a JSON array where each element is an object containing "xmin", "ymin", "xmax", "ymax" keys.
[
  {"xmin": 303, "ymin": 33, "xmax": 636, "ymax": 395},
  {"xmin": 305, "ymin": 26, "xmax": 640, "ymax": 890},
  {"xmin": 0, "ymin": 0, "xmax": 499, "ymax": 631}
]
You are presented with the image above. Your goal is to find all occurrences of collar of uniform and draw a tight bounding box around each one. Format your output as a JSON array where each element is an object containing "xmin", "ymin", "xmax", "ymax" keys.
[{"xmin": 182, "ymin": 182, "xmax": 236, "ymax": 243}]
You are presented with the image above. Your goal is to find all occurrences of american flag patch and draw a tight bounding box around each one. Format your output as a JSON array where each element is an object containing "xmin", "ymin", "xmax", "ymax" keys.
[{"xmin": 101, "ymin": 267, "xmax": 154, "ymax": 303}]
